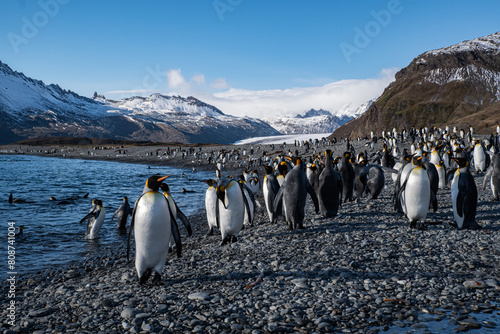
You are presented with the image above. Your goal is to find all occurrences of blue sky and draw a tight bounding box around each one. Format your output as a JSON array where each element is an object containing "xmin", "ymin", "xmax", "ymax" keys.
[{"xmin": 1, "ymin": 0, "xmax": 499, "ymax": 117}]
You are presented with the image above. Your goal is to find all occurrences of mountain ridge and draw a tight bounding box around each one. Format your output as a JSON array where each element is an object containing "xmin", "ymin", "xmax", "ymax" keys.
[{"xmin": 332, "ymin": 32, "xmax": 500, "ymax": 139}]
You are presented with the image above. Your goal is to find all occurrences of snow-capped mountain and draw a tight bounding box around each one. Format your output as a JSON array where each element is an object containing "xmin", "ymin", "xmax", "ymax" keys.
[
  {"xmin": 0, "ymin": 61, "xmax": 279, "ymax": 144},
  {"xmin": 333, "ymin": 32, "xmax": 500, "ymax": 139},
  {"xmin": 262, "ymin": 104, "xmax": 370, "ymax": 135}
]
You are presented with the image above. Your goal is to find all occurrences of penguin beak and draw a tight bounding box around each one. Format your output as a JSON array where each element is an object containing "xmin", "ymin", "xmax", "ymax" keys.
[{"xmin": 158, "ymin": 175, "xmax": 172, "ymax": 183}]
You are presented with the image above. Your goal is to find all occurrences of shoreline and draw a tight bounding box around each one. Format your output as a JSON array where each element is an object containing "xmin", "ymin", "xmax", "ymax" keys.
[{"xmin": 1, "ymin": 139, "xmax": 500, "ymax": 333}]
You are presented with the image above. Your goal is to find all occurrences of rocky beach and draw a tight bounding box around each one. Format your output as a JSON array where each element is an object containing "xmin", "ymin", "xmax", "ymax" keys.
[{"xmin": 1, "ymin": 136, "xmax": 500, "ymax": 334}]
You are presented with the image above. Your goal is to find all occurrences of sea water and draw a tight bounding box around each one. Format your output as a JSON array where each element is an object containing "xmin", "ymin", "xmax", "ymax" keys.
[{"xmin": 0, "ymin": 154, "xmax": 213, "ymax": 280}]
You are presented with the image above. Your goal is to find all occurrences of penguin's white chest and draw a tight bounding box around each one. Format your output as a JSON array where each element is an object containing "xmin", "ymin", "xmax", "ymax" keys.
[
  {"xmin": 205, "ymin": 187, "xmax": 217, "ymax": 229},
  {"xmin": 451, "ymin": 171, "xmax": 464, "ymax": 228},
  {"xmin": 437, "ymin": 166, "xmax": 446, "ymax": 189},
  {"xmin": 88, "ymin": 208, "xmax": 105, "ymax": 239},
  {"xmin": 404, "ymin": 168, "xmax": 430, "ymax": 222},
  {"xmin": 473, "ymin": 146, "xmax": 486, "ymax": 171},
  {"xmin": 134, "ymin": 192, "xmax": 172, "ymax": 274},
  {"xmin": 219, "ymin": 185, "xmax": 244, "ymax": 238}
]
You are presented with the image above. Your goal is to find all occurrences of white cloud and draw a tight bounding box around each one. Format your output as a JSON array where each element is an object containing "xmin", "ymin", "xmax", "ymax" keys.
[
  {"xmin": 192, "ymin": 73, "xmax": 205, "ymax": 85},
  {"xmin": 106, "ymin": 67, "xmax": 397, "ymax": 119},
  {"xmin": 166, "ymin": 69, "xmax": 190, "ymax": 92},
  {"xmin": 203, "ymin": 68, "xmax": 398, "ymax": 119},
  {"xmin": 210, "ymin": 77, "xmax": 229, "ymax": 90}
]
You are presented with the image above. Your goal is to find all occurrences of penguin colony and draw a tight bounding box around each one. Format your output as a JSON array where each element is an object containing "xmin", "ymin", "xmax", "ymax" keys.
[{"xmin": 11, "ymin": 125, "xmax": 494, "ymax": 284}]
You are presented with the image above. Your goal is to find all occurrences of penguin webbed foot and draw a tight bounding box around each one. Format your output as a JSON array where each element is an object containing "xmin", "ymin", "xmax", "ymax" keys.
[
  {"xmin": 139, "ymin": 268, "xmax": 152, "ymax": 285},
  {"xmin": 152, "ymin": 272, "xmax": 164, "ymax": 286},
  {"xmin": 206, "ymin": 228, "xmax": 214, "ymax": 236},
  {"xmin": 448, "ymin": 221, "xmax": 458, "ymax": 228},
  {"xmin": 409, "ymin": 221, "xmax": 417, "ymax": 229},
  {"xmin": 417, "ymin": 222, "xmax": 427, "ymax": 230}
]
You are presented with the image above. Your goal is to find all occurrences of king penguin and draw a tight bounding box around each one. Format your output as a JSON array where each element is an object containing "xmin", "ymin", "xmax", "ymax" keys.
[
  {"xmin": 483, "ymin": 153, "xmax": 500, "ymax": 201},
  {"xmin": 111, "ymin": 197, "xmax": 133, "ymax": 230},
  {"xmin": 473, "ymin": 140, "xmax": 487, "ymax": 173},
  {"xmin": 202, "ymin": 179, "xmax": 218, "ymax": 235},
  {"xmin": 316, "ymin": 150, "xmax": 342, "ymax": 218},
  {"xmin": 263, "ymin": 165, "xmax": 281, "ymax": 223},
  {"xmin": 451, "ymin": 158, "xmax": 481, "ymax": 229},
  {"xmin": 79, "ymin": 199, "xmax": 106, "ymax": 239},
  {"xmin": 340, "ymin": 152, "xmax": 354, "ymax": 202},
  {"xmin": 398, "ymin": 157, "xmax": 430, "ymax": 230},
  {"xmin": 273, "ymin": 157, "xmax": 319, "ymax": 229},
  {"xmin": 127, "ymin": 175, "xmax": 183, "ymax": 285},
  {"xmin": 216, "ymin": 179, "xmax": 250, "ymax": 245},
  {"xmin": 159, "ymin": 183, "xmax": 193, "ymax": 237}
]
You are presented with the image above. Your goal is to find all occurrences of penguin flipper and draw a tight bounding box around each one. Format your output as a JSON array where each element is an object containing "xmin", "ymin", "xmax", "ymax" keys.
[
  {"xmin": 306, "ymin": 183, "xmax": 319, "ymax": 214},
  {"xmin": 456, "ymin": 190, "xmax": 466, "ymax": 218},
  {"xmin": 127, "ymin": 193, "xmax": 146, "ymax": 261},
  {"xmin": 176, "ymin": 205, "xmax": 192, "ymax": 236},
  {"xmin": 215, "ymin": 199, "xmax": 220, "ymax": 230},
  {"xmin": 273, "ymin": 183, "xmax": 285, "ymax": 213},
  {"xmin": 170, "ymin": 219, "xmax": 182, "ymax": 258},
  {"xmin": 127, "ymin": 209, "xmax": 136, "ymax": 261},
  {"xmin": 483, "ymin": 167, "xmax": 493, "ymax": 190},
  {"xmin": 79, "ymin": 211, "xmax": 98, "ymax": 224},
  {"xmin": 241, "ymin": 187, "xmax": 253, "ymax": 226}
]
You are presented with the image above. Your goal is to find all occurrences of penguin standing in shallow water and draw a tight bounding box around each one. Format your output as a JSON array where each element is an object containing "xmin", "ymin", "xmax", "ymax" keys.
[
  {"xmin": 398, "ymin": 157, "xmax": 430, "ymax": 230},
  {"xmin": 216, "ymin": 179, "xmax": 251, "ymax": 245},
  {"xmin": 451, "ymin": 158, "xmax": 481, "ymax": 229},
  {"xmin": 273, "ymin": 157, "xmax": 319, "ymax": 229},
  {"xmin": 127, "ymin": 175, "xmax": 183, "ymax": 285},
  {"xmin": 111, "ymin": 197, "xmax": 133, "ymax": 230},
  {"xmin": 79, "ymin": 199, "xmax": 106, "ymax": 239}
]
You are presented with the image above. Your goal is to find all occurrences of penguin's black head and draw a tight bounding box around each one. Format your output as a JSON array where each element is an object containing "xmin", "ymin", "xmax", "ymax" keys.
[
  {"xmin": 216, "ymin": 185, "xmax": 227, "ymax": 208},
  {"xmin": 452, "ymin": 157, "xmax": 469, "ymax": 168},
  {"xmin": 412, "ymin": 156, "xmax": 423, "ymax": 167},
  {"xmin": 202, "ymin": 179, "xmax": 216, "ymax": 187},
  {"xmin": 343, "ymin": 151, "xmax": 351, "ymax": 159},
  {"xmin": 123, "ymin": 196, "xmax": 128, "ymax": 202},
  {"xmin": 160, "ymin": 183, "xmax": 170, "ymax": 193},
  {"xmin": 278, "ymin": 161, "xmax": 288, "ymax": 175},
  {"xmin": 264, "ymin": 165, "xmax": 274, "ymax": 175},
  {"xmin": 145, "ymin": 175, "xmax": 171, "ymax": 191}
]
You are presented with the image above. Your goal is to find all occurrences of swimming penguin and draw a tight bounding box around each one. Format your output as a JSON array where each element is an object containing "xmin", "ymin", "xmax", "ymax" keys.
[
  {"xmin": 202, "ymin": 179, "xmax": 218, "ymax": 235},
  {"xmin": 16, "ymin": 225, "xmax": 25, "ymax": 238},
  {"xmin": 450, "ymin": 158, "xmax": 481, "ymax": 229},
  {"xmin": 483, "ymin": 153, "xmax": 500, "ymax": 201},
  {"xmin": 8, "ymin": 193, "xmax": 28, "ymax": 204},
  {"xmin": 340, "ymin": 152, "xmax": 354, "ymax": 202},
  {"xmin": 273, "ymin": 157, "xmax": 319, "ymax": 229},
  {"xmin": 111, "ymin": 197, "xmax": 133, "ymax": 230},
  {"xmin": 159, "ymin": 183, "xmax": 193, "ymax": 237},
  {"xmin": 216, "ymin": 179, "xmax": 250, "ymax": 245},
  {"xmin": 262, "ymin": 165, "xmax": 281, "ymax": 223},
  {"xmin": 127, "ymin": 175, "xmax": 183, "ymax": 285},
  {"xmin": 398, "ymin": 156, "xmax": 430, "ymax": 230},
  {"xmin": 79, "ymin": 199, "xmax": 106, "ymax": 239}
]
